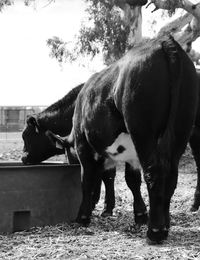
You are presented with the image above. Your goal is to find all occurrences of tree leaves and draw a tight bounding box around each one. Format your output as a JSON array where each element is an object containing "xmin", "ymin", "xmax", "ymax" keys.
[
  {"xmin": 0, "ymin": 0, "xmax": 12, "ymax": 11},
  {"xmin": 47, "ymin": 1, "xmax": 130, "ymax": 65}
]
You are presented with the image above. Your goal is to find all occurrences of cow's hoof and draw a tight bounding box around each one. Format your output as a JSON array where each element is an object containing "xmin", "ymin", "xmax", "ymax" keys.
[
  {"xmin": 135, "ymin": 212, "xmax": 148, "ymax": 225},
  {"xmin": 190, "ymin": 205, "xmax": 199, "ymax": 212},
  {"xmin": 147, "ymin": 228, "xmax": 168, "ymax": 244},
  {"xmin": 76, "ymin": 215, "xmax": 91, "ymax": 226},
  {"xmin": 101, "ymin": 210, "xmax": 113, "ymax": 217}
]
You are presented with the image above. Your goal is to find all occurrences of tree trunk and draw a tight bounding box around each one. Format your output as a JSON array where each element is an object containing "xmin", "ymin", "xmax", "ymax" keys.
[
  {"xmin": 114, "ymin": 1, "xmax": 148, "ymax": 47},
  {"xmin": 121, "ymin": 4, "xmax": 143, "ymax": 46}
]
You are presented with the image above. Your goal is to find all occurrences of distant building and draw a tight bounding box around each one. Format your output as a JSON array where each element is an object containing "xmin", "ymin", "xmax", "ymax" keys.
[{"xmin": 0, "ymin": 106, "xmax": 46, "ymax": 132}]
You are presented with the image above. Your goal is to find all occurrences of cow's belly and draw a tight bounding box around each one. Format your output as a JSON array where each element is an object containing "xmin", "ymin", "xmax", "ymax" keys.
[{"xmin": 103, "ymin": 132, "xmax": 141, "ymax": 170}]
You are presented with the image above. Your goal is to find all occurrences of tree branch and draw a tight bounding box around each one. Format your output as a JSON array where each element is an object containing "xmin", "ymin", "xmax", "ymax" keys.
[
  {"xmin": 148, "ymin": 0, "xmax": 200, "ymax": 47},
  {"xmin": 150, "ymin": 0, "xmax": 200, "ymax": 19},
  {"xmin": 114, "ymin": 0, "xmax": 147, "ymax": 9},
  {"xmin": 158, "ymin": 12, "xmax": 193, "ymax": 36},
  {"xmin": 114, "ymin": 0, "xmax": 147, "ymax": 46}
]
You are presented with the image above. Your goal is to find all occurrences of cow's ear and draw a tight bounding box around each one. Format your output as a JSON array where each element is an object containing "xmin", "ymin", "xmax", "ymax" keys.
[
  {"xmin": 27, "ymin": 116, "xmax": 40, "ymax": 133},
  {"xmin": 45, "ymin": 130, "xmax": 65, "ymax": 150}
]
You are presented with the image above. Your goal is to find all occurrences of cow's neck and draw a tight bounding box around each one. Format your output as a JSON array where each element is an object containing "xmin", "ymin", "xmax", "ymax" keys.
[
  {"xmin": 37, "ymin": 109, "xmax": 73, "ymax": 136},
  {"xmin": 37, "ymin": 83, "xmax": 83, "ymax": 136}
]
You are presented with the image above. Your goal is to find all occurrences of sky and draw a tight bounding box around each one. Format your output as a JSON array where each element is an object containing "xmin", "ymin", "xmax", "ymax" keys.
[
  {"xmin": 0, "ymin": 0, "xmax": 200, "ymax": 106},
  {"xmin": 0, "ymin": 0, "xmax": 95, "ymax": 106}
]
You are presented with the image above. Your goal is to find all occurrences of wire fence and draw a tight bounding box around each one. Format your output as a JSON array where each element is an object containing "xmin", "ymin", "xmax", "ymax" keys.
[{"xmin": 0, "ymin": 106, "xmax": 46, "ymax": 140}]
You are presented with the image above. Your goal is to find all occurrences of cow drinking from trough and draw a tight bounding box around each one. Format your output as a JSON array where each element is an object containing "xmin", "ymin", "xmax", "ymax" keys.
[
  {"xmin": 21, "ymin": 83, "xmax": 147, "ymax": 222},
  {"xmin": 22, "ymin": 84, "xmax": 82, "ymax": 165},
  {"xmin": 52, "ymin": 36, "xmax": 198, "ymax": 243}
]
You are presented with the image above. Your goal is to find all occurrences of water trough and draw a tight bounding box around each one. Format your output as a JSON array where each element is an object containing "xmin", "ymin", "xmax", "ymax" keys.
[{"xmin": 0, "ymin": 161, "xmax": 81, "ymax": 233}]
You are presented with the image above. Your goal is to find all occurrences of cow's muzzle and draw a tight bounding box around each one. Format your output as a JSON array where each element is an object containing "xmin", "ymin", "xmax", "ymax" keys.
[{"xmin": 21, "ymin": 153, "xmax": 31, "ymax": 165}]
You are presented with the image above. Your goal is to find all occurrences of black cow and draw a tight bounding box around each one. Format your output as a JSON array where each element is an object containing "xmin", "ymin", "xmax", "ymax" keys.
[
  {"xmin": 21, "ymin": 83, "xmax": 147, "ymax": 222},
  {"xmin": 22, "ymin": 84, "xmax": 82, "ymax": 164},
  {"xmin": 78, "ymin": 69, "xmax": 200, "ymax": 214},
  {"xmin": 49, "ymin": 36, "xmax": 198, "ymax": 243},
  {"xmin": 22, "ymin": 69, "xmax": 200, "ymax": 218}
]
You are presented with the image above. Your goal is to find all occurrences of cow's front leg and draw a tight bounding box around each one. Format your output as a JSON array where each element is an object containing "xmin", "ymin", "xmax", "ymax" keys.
[
  {"xmin": 91, "ymin": 177, "xmax": 102, "ymax": 211},
  {"xmin": 75, "ymin": 135, "xmax": 103, "ymax": 226},
  {"xmin": 77, "ymin": 162, "xmax": 101, "ymax": 225},
  {"xmin": 76, "ymin": 166, "xmax": 92, "ymax": 225},
  {"xmin": 144, "ymin": 163, "xmax": 167, "ymax": 244},
  {"xmin": 101, "ymin": 168, "xmax": 116, "ymax": 217},
  {"xmin": 125, "ymin": 163, "xmax": 148, "ymax": 225},
  {"xmin": 91, "ymin": 167, "xmax": 116, "ymax": 217}
]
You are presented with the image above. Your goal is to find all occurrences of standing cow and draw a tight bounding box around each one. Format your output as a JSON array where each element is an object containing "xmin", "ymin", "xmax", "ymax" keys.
[
  {"xmin": 50, "ymin": 36, "xmax": 198, "ymax": 243},
  {"xmin": 22, "ymin": 69, "xmax": 200, "ymax": 217},
  {"xmin": 22, "ymin": 83, "xmax": 147, "ymax": 223}
]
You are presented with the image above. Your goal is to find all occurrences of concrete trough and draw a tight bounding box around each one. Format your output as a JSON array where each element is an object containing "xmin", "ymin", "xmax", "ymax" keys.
[{"xmin": 0, "ymin": 161, "xmax": 81, "ymax": 233}]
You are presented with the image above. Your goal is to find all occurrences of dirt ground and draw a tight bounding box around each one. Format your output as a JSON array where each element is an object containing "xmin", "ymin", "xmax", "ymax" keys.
[{"xmin": 0, "ymin": 133, "xmax": 200, "ymax": 259}]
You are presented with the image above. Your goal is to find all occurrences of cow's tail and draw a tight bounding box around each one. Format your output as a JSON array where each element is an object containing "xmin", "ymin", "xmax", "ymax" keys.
[{"xmin": 155, "ymin": 36, "xmax": 183, "ymax": 169}]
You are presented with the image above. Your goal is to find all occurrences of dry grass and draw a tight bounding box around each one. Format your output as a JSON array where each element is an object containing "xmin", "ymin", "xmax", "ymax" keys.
[{"xmin": 0, "ymin": 133, "xmax": 200, "ymax": 259}]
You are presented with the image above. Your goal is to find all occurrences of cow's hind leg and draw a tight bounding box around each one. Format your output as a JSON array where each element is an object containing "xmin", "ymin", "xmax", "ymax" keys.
[
  {"xmin": 91, "ymin": 177, "xmax": 102, "ymax": 211},
  {"xmin": 162, "ymin": 160, "xmax": 179, "ymax": 239},
  {"xmin": 146, "ymin": 160, "xmax": 178, "ymax": 243},
  {"xmin": 125, "ymin": 163, "xmax": 148, "ymax": 225},
  {"xmin": 125, "ymin": 133, "xmax": 166, "ymax": 241},
  {"xmin": 145, "ymin": 161, "xmax": 168, "ymax": 244},
  {"xmin": 189, "ymin": 126, "xmax": 200, "ymax": 211}
]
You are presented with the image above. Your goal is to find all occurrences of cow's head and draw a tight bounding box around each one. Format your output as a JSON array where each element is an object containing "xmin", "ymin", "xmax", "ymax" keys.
[{"xmin": 21, "ymin": 116, "xmax": 64, "ymax": 165}]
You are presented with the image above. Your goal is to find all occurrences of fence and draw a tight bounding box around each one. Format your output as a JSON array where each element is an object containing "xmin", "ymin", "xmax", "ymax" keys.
[{"xmin": 0, "ymin": 106, "xmax": 46, "ymax": 133}]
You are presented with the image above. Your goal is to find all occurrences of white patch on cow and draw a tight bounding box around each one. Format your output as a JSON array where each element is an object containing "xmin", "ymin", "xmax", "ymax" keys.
[{"xmin": 105, "ymin": 133, "xmax": 140, "ymax": 169}]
